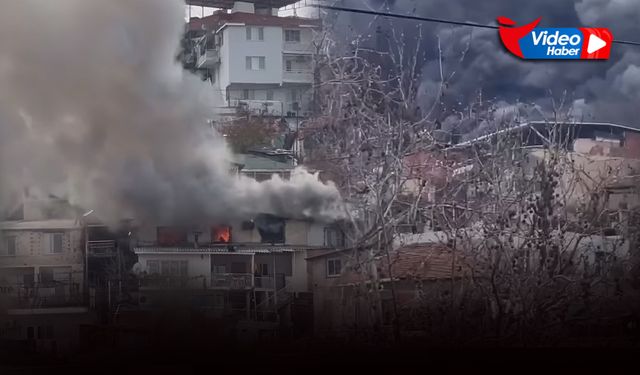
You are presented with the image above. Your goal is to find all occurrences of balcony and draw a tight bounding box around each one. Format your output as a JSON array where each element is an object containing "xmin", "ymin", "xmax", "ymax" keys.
[
  {"xmin": 283, "ymin": 42, "xmax": 314, "ymax": 55},
  {"xmin": 87, "ymin": 240, "xmax": 116, "ymax": 258},
  {"xmin": 139, "ymin": 275, "xmax": 204, "ymax": 290},
  {"xmin": 283, "ymin": 70, "xmax": 313, "ymax": 83},
  {"xmin": 210, "ymin": 273, "xmax": 253, "ymax": 290},
  {"xmin": 197, "ymin": 49, "xmax": 220, "ymax": 69},
  {"xmin": 228, "ymin": 99, "xmax": 284, "ymax": 117},
  {"xmin": 2, "ymin": 282, "xmax": 83, "ymax": 309}
]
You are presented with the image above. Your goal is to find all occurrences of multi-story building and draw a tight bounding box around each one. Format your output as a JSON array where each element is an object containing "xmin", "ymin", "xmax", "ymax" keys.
[
  {"xmin": 131, "ymin": 216, "xmax": 327, "ymax": 335},
  {"xmin": 184, "ymin": 1, "xmax": 319, "ymax": 129},
  {"xmin": 0, "ymin": 196, "xmax": 94, "ymax": 357}
]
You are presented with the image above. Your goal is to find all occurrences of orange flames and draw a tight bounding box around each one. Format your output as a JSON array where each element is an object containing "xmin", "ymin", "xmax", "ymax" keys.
[{"xmin": 212, "ymin": 226, "xmax": 231, "ymax": 243}]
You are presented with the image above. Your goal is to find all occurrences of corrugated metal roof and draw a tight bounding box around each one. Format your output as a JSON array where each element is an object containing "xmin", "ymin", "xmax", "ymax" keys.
[
  {"xmin": 236, "ymin": 153, "xmax": 294, "ymax": 171},
  {"xmin": 134, "ymin": 247, "xmax": 296, "ymax": 254},
  {"xmin": 382, "ymin": 243, "xmax": 470, "ymax": 281}
]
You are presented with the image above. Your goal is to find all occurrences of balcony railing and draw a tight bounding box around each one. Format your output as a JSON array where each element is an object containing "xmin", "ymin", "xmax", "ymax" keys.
[
  {"xmin": 139, "ymin": 275, "xmax": 200, "ymax": 289},
  {"xmin": 210, "ymin": 273, "xmax": 253, "ymax": 290},
  {"xmin": 197, "ymin": 49, "xmax": 220, "ymax": 69},
  {"xmin": 1, "ymin": 282, "xmax": 83, "ymax": 309},
  {"xmin": 283, "ymin": 70, "xmax": 313, "ymax": 83},
  {"xmin": 228, "ymin": 99, "xmax": 284, "ymax": 116},
  {"xmin": 283, "ymin": 42, "xmax": 314, "ymax": 54},
  {"xmin": 87, "ymin": 240, "xmax": 116, "ymax": 257}
]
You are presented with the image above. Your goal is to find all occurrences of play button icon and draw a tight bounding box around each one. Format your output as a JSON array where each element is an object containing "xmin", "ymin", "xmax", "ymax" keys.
[
  {"xmin": 580, "ymin": 28, "xmax": 613, "ymax": 59},
  {"xmin": 587, "ymin": 34, "xmax": 607, "ymax": 54}
]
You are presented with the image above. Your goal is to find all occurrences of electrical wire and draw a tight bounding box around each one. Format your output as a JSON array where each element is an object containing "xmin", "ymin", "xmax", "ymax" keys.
[{"xmin": 314, "ymin": 4, "xmax": 640, "ymax": 47}]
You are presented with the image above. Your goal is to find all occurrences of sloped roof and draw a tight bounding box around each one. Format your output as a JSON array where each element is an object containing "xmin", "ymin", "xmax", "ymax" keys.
[
  {"xmin": 383, "ymin": 243, "xmax": 469, "ymax": 281},
  {"xmin": 237, "ymin": 153, "xmax": 295, "ymax": 171}
]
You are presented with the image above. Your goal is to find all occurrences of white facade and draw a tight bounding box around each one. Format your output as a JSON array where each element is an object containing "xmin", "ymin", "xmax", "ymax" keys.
[{"xmin": 192, "ymin": 5, "xmax": 317, "ymax": 122}]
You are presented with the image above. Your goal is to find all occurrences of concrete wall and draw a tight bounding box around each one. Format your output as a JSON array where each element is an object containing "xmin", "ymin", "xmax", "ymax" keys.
[
  {"xmin": 226, "ymin": 25, "xmax": 283, "ymax": 85},
  {"xmin": 0, "ymin": 228, "xmax": 83, "ymax": 286}
]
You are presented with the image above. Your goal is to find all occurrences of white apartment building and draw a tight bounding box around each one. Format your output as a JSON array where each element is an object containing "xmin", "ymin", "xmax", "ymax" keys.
[
  {"xmin": 0, "ymin": 197, "xmax": 91, "ymax": 356},
  {"xmin": 186, "ymin": 1, "xmax": 318, "ymax": 129},
  {"xmin": 132, "ymin": 216, "xmax": 337, "ymax": 325}
]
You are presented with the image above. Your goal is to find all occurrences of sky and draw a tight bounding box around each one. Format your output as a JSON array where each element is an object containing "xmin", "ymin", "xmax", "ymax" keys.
[{"xmin": 331, "ymin": 0, "xmax": 640, "ymax": 131}]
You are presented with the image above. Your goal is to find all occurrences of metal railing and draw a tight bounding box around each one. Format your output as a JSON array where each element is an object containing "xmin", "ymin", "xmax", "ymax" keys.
[
  {"xmin": 1, "ymin": 282, "xmax": 83, "ymax": 309},
  {"xmin": 87, "ymin": 240, "xmax": 116, "ymax": 257},
  {"xmin": 210, "ymin": 273, "xmax": 253, "ymax": 289},
  {"xmin": 228, "ymin": 99, "xmax": 284, "ymax": 116},
  {"xmin": 283, "ymin": 70, "xmax": 313, "ymax": 82}
]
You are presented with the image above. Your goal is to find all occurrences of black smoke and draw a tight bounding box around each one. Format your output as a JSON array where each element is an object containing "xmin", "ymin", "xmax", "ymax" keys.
[{"xmin": 327, "ymin": 0, "xmax": 640, "ymax": 130}]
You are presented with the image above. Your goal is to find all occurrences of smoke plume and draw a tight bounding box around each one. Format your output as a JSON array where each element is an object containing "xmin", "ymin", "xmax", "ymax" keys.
[
  {"xmin": 0, "ymin": 0, "xmax": 343, "ymax": 225},
  {"xmin": 330, "ymin": 0, "xmax": 640, "ymax": 128}
]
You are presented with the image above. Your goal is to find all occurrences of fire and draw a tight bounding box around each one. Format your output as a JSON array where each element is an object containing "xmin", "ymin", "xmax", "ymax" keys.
[{"xmin": 212, "ymin": 225, "xmax": 231, "ymax": 243}]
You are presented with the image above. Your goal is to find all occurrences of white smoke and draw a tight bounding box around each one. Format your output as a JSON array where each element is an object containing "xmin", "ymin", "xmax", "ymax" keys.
[{"xmin": 0, "ymin": 0, "xmax": 343, "ymax": 225}]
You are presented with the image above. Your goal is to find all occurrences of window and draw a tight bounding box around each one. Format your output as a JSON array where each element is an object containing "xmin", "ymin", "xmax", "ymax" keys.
[
  {"xmin": 246, "ymin": 27, "xmax": 264, "ymax": 41},
  {"xmin": 245, "ymin": 56, "xmax": 266, "ymax": 71},
  {"xmin": 284, "ymin": 29, "xmax": 301, "ymax": 42},
  {"xmin": 160, "ymin": 260, "xmax": 188, "ymax": 277},
  {"xmin": 147, "ymin": 260, "xmax": 160, "ymax": 274},
  {"xmin": 285, "ymin": 60, "xmax": 293, "ymax": 72},
  {"xmin": 213, "ymin": 265, "xmax": 226, "ymax": 274},
  {"xmin": 255, "ymin": 214, "xmax": 285, "ymax": 244},
  {"xmin": 289, "ymin": 88, "xmax": 299, "ymax": 102},
  {"xmin": 256, "ymin": 263, "xmax": 269, "ymax": 276},
  {"xmin": 49, "ymin": 233, "xmax": 63, "ymax": 254},
  {"xmin": 3, "ymin": 235, "xmax": 16, "ymax": 256},
  {"xmin": 324, "ymin": 227, "xmax": 346, "ymax": 248},
  {"xmin": 266, "ymin": 89, "xmax": 274, "ymax": 101},
  {"xmin": 242, "ymin": 89, "xmax": 255, "ymax": 100},
  {"xmin": 327, "ymin": 258, "xmax": 342, "ymax": 277}
]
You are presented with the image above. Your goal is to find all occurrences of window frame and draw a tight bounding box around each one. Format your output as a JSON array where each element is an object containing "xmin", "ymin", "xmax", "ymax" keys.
[
  {"xmin": 147, "ymin": 260, "xmax": 160, "ymax": 274},
  {"xmin": 246, "ymin": 27, "xmax": 265, "ymax": 41},
  {"xmin": 48, "ymin": 233, "xmax": 63, "ymax": 254},
  {"xmin": 245, "ymin": 56, "xmax": 266, "ymax": 71},
  {"xmin": 3, "ymin": 234, "xmax": 17, "ymax": 256},
  {"xmin": 326, "ymin": 258, "xmax": 342, "ymax": 278},
  {"xmin": 284, "ymin": 29, "xmax": 301, "ymax": 42}
]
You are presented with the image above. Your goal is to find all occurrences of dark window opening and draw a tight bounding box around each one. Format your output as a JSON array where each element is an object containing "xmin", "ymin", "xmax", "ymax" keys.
[
  {"xmin": 6, "ymin": 235, "xmax": 16, "ymax": 255},
  {"xmin": 255, "ymin": 214, "xmax": 285, "ymax": 244}
]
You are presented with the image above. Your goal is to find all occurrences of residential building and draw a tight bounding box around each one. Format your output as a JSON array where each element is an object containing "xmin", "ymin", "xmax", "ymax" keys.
[
  {"xmin": 131, "ymin": 215, "xmax": 330, "ymax": 337},
  {"xmin": 306, "ymin": 243, "xmax": 469, "ymax": 338},
  {"xmin": 184, "ymin": 1, "xmax": 319, "ymax": 129},
  {"xmin": 0, "ymin": 196, "xmax": 93, "ymax": 357},
  {"xmin": 449, "ymin": 121, "xmax": 640, "ymax": 233}
]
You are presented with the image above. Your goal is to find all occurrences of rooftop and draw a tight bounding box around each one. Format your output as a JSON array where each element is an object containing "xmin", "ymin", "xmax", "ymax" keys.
[
  {"xmin": 188, "ymin": 10, "xmax": 320, "ymax": 31},
  {"xmin": 236, "ymin": 151, "xmax": 295, "ymax": 171},
  {"xmin": 0, "ymin": 219, "xmax": 80, "ymax": 230},
  {"xmin": 383, "ymin": 243, "xmax": 469, "ymax": 281},
  {"xmin": 186, "ymin": 0, "xmax": 297, "ymax": 8},
  {"xmin": 454, "ymin": 121, "xmax": 640, "ymax": 148}
]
